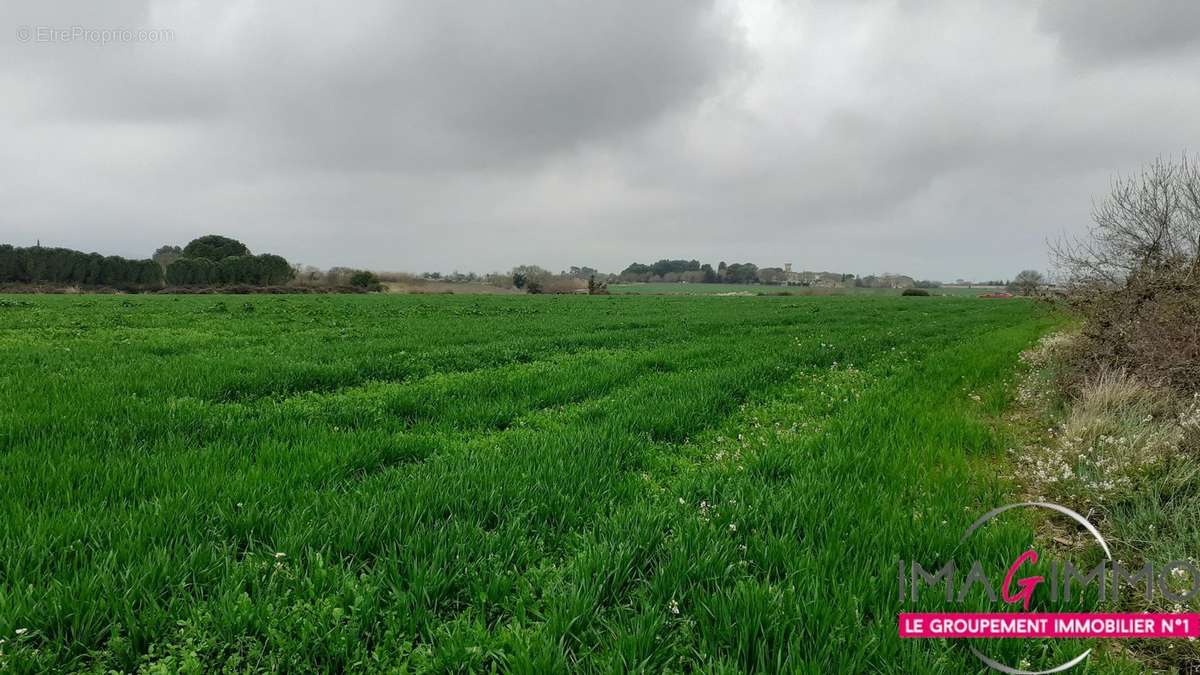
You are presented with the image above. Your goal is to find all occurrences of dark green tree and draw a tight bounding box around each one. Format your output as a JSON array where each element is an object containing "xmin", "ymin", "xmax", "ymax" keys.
[
  {"xmin": 182, "ymin": 235, "xmax": 251, "ymax": 261},
  {"xmin": 256, "ymin": 254, "xmax": 294, "ymax": 285},
  {"xmin": 724, "ymin": 262, "xmax": 759, "ymax": 284}
]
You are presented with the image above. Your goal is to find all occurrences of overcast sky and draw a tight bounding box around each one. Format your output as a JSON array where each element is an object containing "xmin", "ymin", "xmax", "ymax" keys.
[{"xmin": 2, "ymin": 1, "xmax": 1199, "ymax": 280}]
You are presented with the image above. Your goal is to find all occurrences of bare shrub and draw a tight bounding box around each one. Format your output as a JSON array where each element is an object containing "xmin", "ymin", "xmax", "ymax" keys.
[
  {"xmin": 508, "ymin": 265, "xmax": 587, "ymax": 294},
  {"xmin": 484, "ymin": 273, "xmax": 514, "ymax": 288},
  {"xmin": 374, "ymin": 271, "xmax": 425, "ymax": 285},
  {"xmin": 1052, "ymin": 154, "xmax": 1200, "ymax": 392},
  {"xmin": 1007, "ymin": 269, "xmax": 1045, "ymax": 296},
  {"xmin": 538, "ymin": 277, "xmax": 587, "ymax": 294}
]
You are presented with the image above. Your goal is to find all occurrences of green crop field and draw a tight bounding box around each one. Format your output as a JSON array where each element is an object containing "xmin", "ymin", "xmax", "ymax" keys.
[{"xmin": 1, "ymin": 294, "xmax": 1108, "ymax": 673}]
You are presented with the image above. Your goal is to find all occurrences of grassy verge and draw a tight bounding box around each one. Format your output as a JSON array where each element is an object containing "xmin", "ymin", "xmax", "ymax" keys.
[{"xmin": 1008, "ymin": 332, "xmax": 1200, "ymax": 671}]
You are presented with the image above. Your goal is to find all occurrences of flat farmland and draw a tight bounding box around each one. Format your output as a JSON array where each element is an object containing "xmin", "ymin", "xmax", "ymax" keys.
[{"xmin": 0, "ymin": 294, "xmax": 1083, "ymax": 672}]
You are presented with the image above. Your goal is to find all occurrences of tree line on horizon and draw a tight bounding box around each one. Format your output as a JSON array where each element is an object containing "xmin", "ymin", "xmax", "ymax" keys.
[
  {"xmin": 615, "ymin": 258, "xmax": 943, "ymax": 288},
  {"xmin": 3, "ymin": 238, "xmax": 1028, "ymax": 294},
  {"xmin": 0, "ymin": 235, "xmax": 294, "ymax": 289},
  {"xmin": 0, "ymin": 244, "xmax": 162, "ymax": 288}
]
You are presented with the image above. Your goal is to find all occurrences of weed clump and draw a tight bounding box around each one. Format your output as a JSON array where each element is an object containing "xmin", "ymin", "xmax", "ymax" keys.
[{"xmin": 349, "ymin": 270, "xmax": 383, "ymax": 291}]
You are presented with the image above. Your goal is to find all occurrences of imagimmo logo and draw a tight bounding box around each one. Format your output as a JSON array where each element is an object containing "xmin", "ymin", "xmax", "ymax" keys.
[{"xmin": 898, "ymin": 502, "xmax": 1199, "ymax": 673}]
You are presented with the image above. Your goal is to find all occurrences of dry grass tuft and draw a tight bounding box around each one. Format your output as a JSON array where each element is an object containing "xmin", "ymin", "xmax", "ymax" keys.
[{"xmin": 1019, "ymin": 347, "xmax": 1187, "ymax": 506}]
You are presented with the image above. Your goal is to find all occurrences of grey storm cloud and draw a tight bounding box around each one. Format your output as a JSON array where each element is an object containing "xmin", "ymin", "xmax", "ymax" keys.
[
  {"xmin": 2, "ymin": 0, "xmax": 1199, "ymax": 280},
  {"xmin": 1037, "ymin": 0, "xmax": 1200, "ymax": 65}
]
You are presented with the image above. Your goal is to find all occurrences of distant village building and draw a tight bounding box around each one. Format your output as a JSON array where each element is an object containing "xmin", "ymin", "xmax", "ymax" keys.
[
  {"xmin": 781, "ymin": 264, "xmax": 851, "ymax": 287},
  {"xmin": 878, "ymin": 274, "xmax": 916, "ymax": 289},
  {"xmin": 779, "ymin": 264, "xmax": 923, "ymax": 289},
  {"xmin": 799, "ymin": 272, "xmax": 846, "ymax": 288}
]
